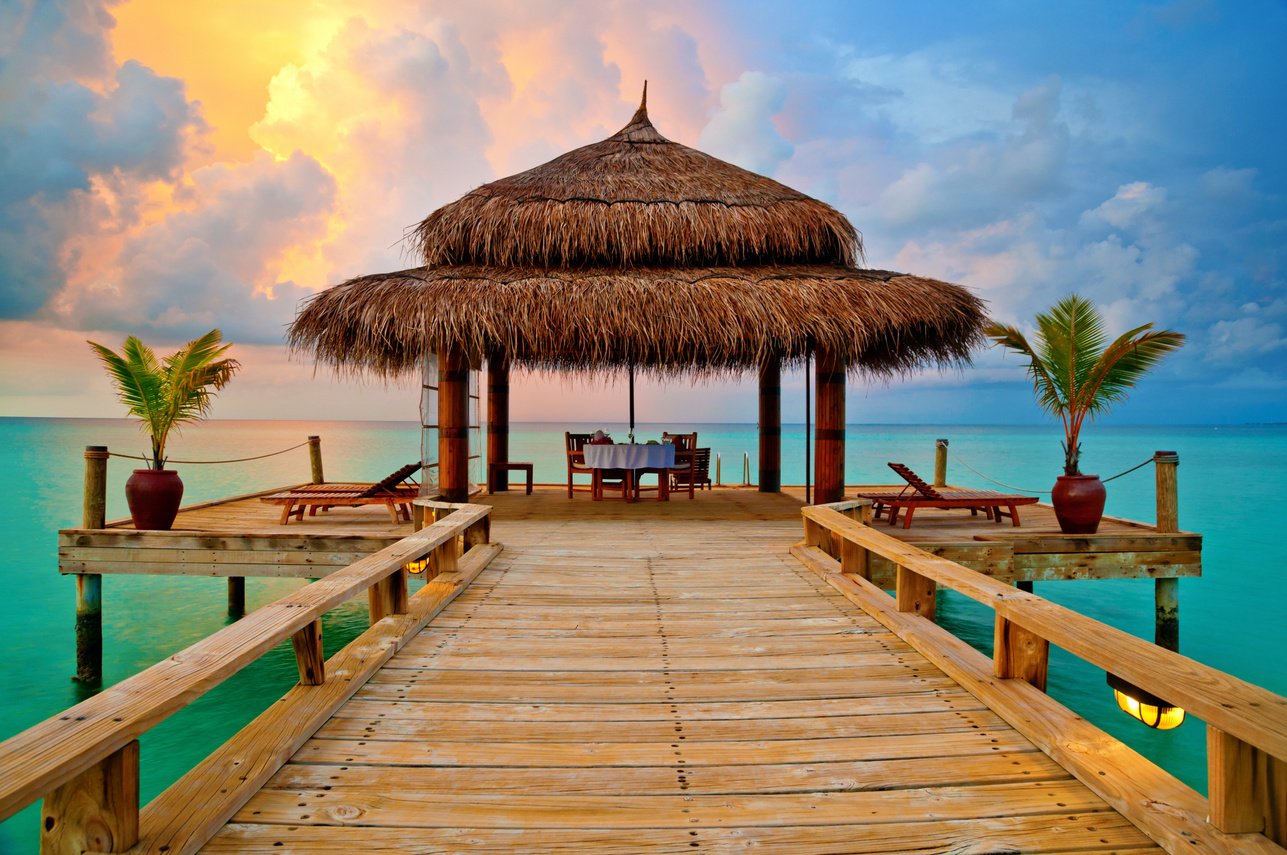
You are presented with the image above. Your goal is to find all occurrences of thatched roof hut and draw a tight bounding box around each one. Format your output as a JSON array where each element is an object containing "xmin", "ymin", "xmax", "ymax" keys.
[
  {"xmin": 290, "ymin": 93, "xmax": 985, "ymax": 378},
  {"xmin": 289, "ymin": 89, "xmax": 987, "ymax": 501}
]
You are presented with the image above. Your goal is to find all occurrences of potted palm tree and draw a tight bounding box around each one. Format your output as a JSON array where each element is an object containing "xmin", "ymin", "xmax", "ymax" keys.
[
  {"xmin": 985, "ymin": 295, "xmax": 1184, "ymax": 534},
  {"xmin": 88, "ymin": 329, "xmax": 240, "ymax": 530}
]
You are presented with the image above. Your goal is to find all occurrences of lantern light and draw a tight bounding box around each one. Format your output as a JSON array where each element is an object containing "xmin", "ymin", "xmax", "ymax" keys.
[
  {"xmin": 404, "ymin": 557, "xmax": 429, "ymax": 575},
  {"xmin": 1106, "ymin": 672, "xmax": 1185, "ymax": 730}
]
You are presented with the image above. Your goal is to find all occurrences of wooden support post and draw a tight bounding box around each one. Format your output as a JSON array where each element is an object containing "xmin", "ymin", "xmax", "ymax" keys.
[
  {"xmin": 934, "ymin": 438, "xmax": 948, "ymax": 487},
  {"xmin": 1154, "ymin": 451, "xmax": 1180, "ymax": 651},
  {"xmin": 464, "ymin": 517, "xmax": 490, "ymax": 549},
  {"xmin": 227, "ymin": 577, "xmax": 245, "ymax": 618},
  {"xmin": 412, "ymin": 503, "xmax": 425, "ymax": 531},
  {"xmin": 993, "ymin": 614, "xmax": 1049, "ymax": 691},
  {"xmin": 758, "ymin": 357, "xmax": 781, "ymax": 492},
  {"xmin": 895, "ymin": 566, "xmax": 936, "ymax": 620},
  {"xmin": 76, "ymin": 446, "xmax": 108, "ymax": 686},
  {"xmin": 486, "ymin": 354, "xmax": 510, "ymax": 492},
  {"xmin": 439, "ymin": 347, "xmax": 470, "ymax": 502},
  {"xmin": 41, "ymin": 740, "xmax": 139, "ymax": 854},
  {"xmin": 1207, "ymin": 726, "xmax": 1287, "ymax": 844},
  {"xmin": 429, "ymin": 540, "xmax": 458, "ymax": 577},
  {"xmin": 813, "ymin": 348, "xmax": 846, "ymax": 504},
  {"xmin": 839, "ymin": 539, "xmax": 869, "ymax": 580},
  {"xmin": 307, "ymin": 435, "xmax": 324, "ymax": 484},
  {"xmin": 368, "ymin": 569, "xmax": 408, "ymax": 624},
  {"xmin": 290, "ymin": 619, "xmax": 324, "ymax": 685}
]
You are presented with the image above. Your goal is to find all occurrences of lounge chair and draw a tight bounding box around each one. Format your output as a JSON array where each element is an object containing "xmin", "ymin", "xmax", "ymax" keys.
[
  {"xmin": 261, "ymin": 463, "xmax": 421, "ymax": 525},
  {"xmin": 855, "ymin": 462, "xmax": 1038, "ymax": 529}
]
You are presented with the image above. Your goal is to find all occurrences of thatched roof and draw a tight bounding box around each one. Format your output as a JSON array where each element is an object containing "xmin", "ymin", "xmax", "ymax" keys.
[{"xmin": 291, "ymin": 88, "xmax": 986, "ymax": 378}]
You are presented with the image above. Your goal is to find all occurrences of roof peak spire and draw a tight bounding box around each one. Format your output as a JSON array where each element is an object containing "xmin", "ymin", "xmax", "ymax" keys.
[{"xmin": 612, "ymin": 80, "xmax": 666, "ymax": 143}]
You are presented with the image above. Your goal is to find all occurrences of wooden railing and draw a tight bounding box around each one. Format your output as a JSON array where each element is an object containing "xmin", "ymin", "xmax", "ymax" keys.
[
  {"xmin": 0, "ymin": 500, "xmax": 497, "ymax": 855},
  {"xmin": 795, "ymin": 500, "xmax": 1287, "ymax": 855}
]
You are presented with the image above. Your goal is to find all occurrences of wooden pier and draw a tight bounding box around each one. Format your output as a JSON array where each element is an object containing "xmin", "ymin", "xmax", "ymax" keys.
[{"xmin": 4, "ymin": 478, "xmax": 1285, "ymax": 852}]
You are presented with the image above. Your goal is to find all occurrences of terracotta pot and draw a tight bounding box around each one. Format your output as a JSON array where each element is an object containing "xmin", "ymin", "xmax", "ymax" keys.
[
  {"xmin": 1051, "ymin": 474, "xmax": 1106, "ymax": 534},
  {"xmin": 125, "ymin": 469, "xmax": 184, "ymax": 530}
]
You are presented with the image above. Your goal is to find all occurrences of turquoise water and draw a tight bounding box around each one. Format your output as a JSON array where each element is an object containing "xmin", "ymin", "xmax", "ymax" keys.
[{"xmin": 1, "ymin": 417, "xmax": 1285, "ymax": 851}]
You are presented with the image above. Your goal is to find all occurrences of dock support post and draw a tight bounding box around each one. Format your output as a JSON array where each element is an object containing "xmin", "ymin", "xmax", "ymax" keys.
[
  {"xmin": 41, "ymin": 740, "xmax": 139, "ymax": 854},
  {"xmin": 813, "ymin": 348, "xmax": 845, "ymax": 504},
  {"xmin": 487, "ymin": 354, "xmax": 510, "ymax": 492},
  {"xmin": 307, "ymin": 435, "xmax": 323, "ymax": 484},
  {"xmin": 439, "ymin": 346, "xmax": 470, "ymax": 502},
  {"xmin": 76, "ymin": 446, "xmax": 108, "ymax": 686},
  {"xmin": 1154, "ymin": 451, "xmax": 1180, "ymax": 651},
  {"xmin": 758, "ymin": 357, "xmax": 781, "ymax": 492},
  {"xmin": 933, "ymin": 438, "xmax": 948, "ymax": 487},
  {"xmin": 227, "ymin": 577, "xmax": 245, "ymax": 618}
]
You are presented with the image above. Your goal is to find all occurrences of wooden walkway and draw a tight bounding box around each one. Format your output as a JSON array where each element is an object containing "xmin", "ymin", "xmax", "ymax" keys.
[{"xmin": 205, "ymin": 498, "xmax": 1159, "ymax": 852}]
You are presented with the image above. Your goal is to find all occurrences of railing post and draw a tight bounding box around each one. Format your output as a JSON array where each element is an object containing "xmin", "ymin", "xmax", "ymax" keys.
[
  {"xmin": 290, "ymin": 619, "xmax": 324, "ymax": 685},
  {"xmin": 1154, "ymin": 451, "xmax": 1180, "ymax": 651},
  {"xmin": 76, "ymin": 446, "xmax": 108, "ymax": 686},
  {"xmin": 895, "ymin": 565, "xmax": 936, "ymax": 620},
  {"xmin": 369, "ymin": 568, "xmax": 408, "ymax": 624},
  {"xmin": 41, "ymin": 740, "xmax": 139, "ymax": 854},
  {"xmin": 839, "ymin": 539, "xmax": 869, "ymax": 580},
  {"xmin": 934, "ymin": 438, "xmax": 948, "ymax": 487},
  {"xmin": 993, "ymin": 613, "xmax": 1049, "ymax": 691},
  {"xmin": 1207, "ymin": 726, "xmax": 1286, "ymax": 845},
  {"xmin": 307, "ymin": 435, "xmax": 324, "ymax": 484}
]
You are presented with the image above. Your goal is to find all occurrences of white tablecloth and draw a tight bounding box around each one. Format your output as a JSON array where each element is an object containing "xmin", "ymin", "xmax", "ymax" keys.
[{"xmin": 582, "ymin": 443, "xmax": 676, "ymax": 470}]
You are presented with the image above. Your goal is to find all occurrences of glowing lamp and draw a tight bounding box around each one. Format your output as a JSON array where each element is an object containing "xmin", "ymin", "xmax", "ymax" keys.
[
  {"xmin": 1106, "ymin": 673, "xmax": 1185, "ymax": 730},
  {"xmin": 404, "ymin": 557, "xmax": 429, "ymax": 575}
]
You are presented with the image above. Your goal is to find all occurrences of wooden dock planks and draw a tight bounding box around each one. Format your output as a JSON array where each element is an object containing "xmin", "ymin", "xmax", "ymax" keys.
[{"xmin": 207, "ymin": 502, "xmax": 1161, "ymax": 853}]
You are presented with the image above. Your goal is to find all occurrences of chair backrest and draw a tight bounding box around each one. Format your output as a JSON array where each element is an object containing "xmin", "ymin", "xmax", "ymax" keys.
[
  {"xmin": 663, "ymin": 431, "xmax": 697, "ymax": 452},
  {"xmin": 358, "ymin": 462, "xmax": 421, "ymax": 498},
  {"xmin": 693, "ymin": 448, "xmax": 711, "ymax": 479},
  {"xmin": 566, "ymin": 432, "xmax": 593, "ymax": 453},
  {"xmin": 887, "ymin": 462, "xmax": 944, "ymax": 500}
]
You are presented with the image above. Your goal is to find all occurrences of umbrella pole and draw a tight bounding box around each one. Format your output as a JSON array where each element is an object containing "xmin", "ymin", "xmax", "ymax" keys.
[{"xmin": 628, "ymin": 366, "xmax": 635, "ymax": 442}]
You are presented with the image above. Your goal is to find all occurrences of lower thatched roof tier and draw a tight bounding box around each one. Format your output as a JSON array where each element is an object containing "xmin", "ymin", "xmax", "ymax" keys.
[{"xmin": 289, "ymin": 264, "xmax": 986, "ymax": 378}]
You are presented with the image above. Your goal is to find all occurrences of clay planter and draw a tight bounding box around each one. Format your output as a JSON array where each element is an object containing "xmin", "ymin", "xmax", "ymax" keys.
[
  {"xmin": 125, "ymin": 469, "xmax": 184, "ymax": 530},
  {"xmin": 1051, "ymin": 474, "xmax": 1106, "ymax": 534}
]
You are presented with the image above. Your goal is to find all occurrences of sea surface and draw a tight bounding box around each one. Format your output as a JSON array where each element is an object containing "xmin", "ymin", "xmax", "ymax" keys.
[{"xmin": 1, "ymin": 417, "xmax": 1285, "ymax": 851}]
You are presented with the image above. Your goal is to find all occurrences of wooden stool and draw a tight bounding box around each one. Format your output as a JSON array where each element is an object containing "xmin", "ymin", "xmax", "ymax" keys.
[{"xmin": 488, "ymin": 461, "xmax": 533, "ymax": 494}]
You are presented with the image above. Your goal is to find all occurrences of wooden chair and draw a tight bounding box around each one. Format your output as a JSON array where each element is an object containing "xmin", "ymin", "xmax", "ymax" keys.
[
  {"xmin": 661, "ymin": 433, "xmax": 699, "ymax": 499},
  {"xmin": 566, "ymin": 432, "xmax": 595, "ymax": 498},
  {"xmin": 692, "ymin": 448, "xmax": 713, "ymax": 490},
  {"xmin": 662, "ymin": 431, "xmax": 697, "ymax": 452}
]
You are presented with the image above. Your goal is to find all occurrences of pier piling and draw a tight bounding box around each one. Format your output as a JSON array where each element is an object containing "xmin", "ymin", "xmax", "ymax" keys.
[
  {"xmin": 75, "ymin": 446, "xmax": 108, "ymax": 685},
  {"xmin": 933, "ymin": 438, "xmax": 948, "ymax": 487},
  {"xmin": 307, "ymin": 435, "xmax": 324, "ymax": 484},
  {"xmin": 227, "ymin": 577, "xmax": 245, "ymax": 618},
  {"xmin": 1154, "ymin": 451, "xmax": 1180, "ymax": 651}
]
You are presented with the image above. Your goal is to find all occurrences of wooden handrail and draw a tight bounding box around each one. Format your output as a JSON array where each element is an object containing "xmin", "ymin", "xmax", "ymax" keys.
[
  {"xmin": 802, "ymin": 505, "xmax": 1287, "ymax": 759},
  {"xmin": 0, "ymin": 501, "xmax": 491, "ymax": 824},
  {"xmin": 799, "ymin": 502, "xmax": 1287, "ymax": 849}
]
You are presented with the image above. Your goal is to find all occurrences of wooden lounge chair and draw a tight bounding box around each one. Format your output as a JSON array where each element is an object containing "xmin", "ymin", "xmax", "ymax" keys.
[
  {"xmin": 855, "ymin": 462, "xmax": 1038, "ymax": 529},
  {"xmin": 262, "ymin": 463, "xmax": 421, "ymax": 525},
  {"xmin": 566, "ymin": 432, "xmax": 595, "ymax": 498}
]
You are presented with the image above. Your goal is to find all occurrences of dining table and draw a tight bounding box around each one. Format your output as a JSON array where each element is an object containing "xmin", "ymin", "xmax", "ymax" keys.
[{"xmin": 581, "ymin": 442, "xmax": 676, "ymax": 502}]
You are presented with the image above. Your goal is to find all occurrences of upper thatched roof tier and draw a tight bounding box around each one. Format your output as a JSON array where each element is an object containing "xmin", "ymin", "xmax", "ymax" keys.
[
  {"xmin": 411, "ymin": 96, "xmax": 861, "ymax": 269},
  {"xmin": 289, "ymin": 264, "xmax": 986, "ymax": 378}
]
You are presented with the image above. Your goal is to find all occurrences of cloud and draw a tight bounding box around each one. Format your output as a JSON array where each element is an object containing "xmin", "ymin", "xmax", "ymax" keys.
[
  {"xmin": 697, "ymin": 71, "xmax": 794, "ymax": 175},
  {"xmin": 0, "ymin": 6, "xmax": 204, "ymax": 318},
  {"xmin": 1081, "ymin": 181, "xmax": 1166, "ymax": 230},
  {"xmin": 1207, "ymin": 316, "xmax": 1286, "ymax": 364}
]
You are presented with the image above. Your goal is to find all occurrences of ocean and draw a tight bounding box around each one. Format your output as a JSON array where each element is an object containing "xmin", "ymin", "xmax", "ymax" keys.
[{"xmin": 1, "ymin": 417, "xmax": 1285, "ymax": 851}]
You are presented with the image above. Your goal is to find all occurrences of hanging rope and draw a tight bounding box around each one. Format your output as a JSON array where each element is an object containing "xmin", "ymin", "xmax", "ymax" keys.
[
  {"xmin": 951, "ymin": 452, "xmax": 1157, "ymax": 494},
  {"xmin": 106, "ymin": 440, "xmax": 311, "ymax": 465}
]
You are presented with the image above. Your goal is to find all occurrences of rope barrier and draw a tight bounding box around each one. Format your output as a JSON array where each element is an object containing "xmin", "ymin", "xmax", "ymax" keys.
[
  {"xmin": 106, "ymin": 440, "xmax": 311, "ymax": 465},
  {"xmin": 951, "ymin": 453, "xmax": 1157, "ymax": 494}
]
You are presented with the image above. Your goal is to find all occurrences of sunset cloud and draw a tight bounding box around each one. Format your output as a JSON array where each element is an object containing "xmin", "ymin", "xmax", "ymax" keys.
[{"xmin": 1, "ymin": 0, "xmax": 1285, "ymax": 422}]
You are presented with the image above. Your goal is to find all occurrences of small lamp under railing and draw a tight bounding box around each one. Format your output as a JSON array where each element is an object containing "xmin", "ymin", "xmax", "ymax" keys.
[
  {"xmin": 1106, "ymin": 672, "xmax": 1185, "ymax": 730},
  {"xmin": 404, "ymin": 556, "xmax": 429, "ymax": 575}
]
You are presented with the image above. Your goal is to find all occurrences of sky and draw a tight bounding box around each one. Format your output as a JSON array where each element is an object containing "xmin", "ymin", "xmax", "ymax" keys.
[{"xmin": 1, "ymin": 0, "xmax": 1284, "ymax": 425}]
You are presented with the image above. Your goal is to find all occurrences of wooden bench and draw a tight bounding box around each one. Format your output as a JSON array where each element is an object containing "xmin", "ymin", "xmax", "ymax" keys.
[{"xmin": 488, "ymin": 461, "xmax": 533, "ymax": 494}]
